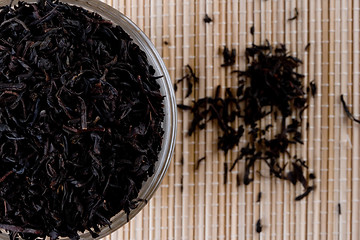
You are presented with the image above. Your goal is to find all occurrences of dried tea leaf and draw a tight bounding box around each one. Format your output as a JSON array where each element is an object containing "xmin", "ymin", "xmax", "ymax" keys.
[{"xmin": 0, "ymin": 1, "xmax": 164, "ymax": 239}]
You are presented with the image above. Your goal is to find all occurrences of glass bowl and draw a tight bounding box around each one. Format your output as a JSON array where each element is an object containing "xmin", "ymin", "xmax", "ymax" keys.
[{"xmin": 0, "ymin": 0, "xmax": 177, "ymax": 239}]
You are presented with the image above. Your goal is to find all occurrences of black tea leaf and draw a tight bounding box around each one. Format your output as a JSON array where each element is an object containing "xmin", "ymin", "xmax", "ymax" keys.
[
  {"xmin": 176, "ymin": 65, "xmax": 199, "ymax": 98},
  {"xmin": 221, "ymin": 46, "xmax": 236, "ymax": 67},
  {"xmin": 256, "ymin": 219, "xmax": 262, "ymax": 233},
  {"xmin": 0, "ymin": 1, "xmax": 165, "ymax": 239},
  {"xmin": 288, "ymin": 7, "xmax": 299, "ymax": 21},
  {"xmin": 203, "ymin": 14, "xmax": 213, "ymax": 23},
  {"xmin": 250, "ymin": 26, "xmax": 254, "ymax": 35},
  {"xmin": 195, "ymin": 156, "xmax": 206, "ymax": 170},
  {"xmin": 309, "ymin": 80, "xmax": 317, "ymax": 97},
  {"xmin": 341, "ymin": 94, "xmax": 360, "ymax": 124},
  {"xmin": 224, "ymin": 162, "xmax": 228, "ymax": 184},
  {"xmin": 256, "ymin": 192, "xmax": 262, "ymax": 202},
  {"xmin": 295, "ymin": 186, "xmax": 315, "ymax": 201}
]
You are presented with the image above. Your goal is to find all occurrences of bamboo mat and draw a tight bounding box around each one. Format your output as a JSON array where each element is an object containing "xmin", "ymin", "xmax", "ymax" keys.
[{"xmin": 99, "ymin": 0, "xmax": 359, "ymax": 239}]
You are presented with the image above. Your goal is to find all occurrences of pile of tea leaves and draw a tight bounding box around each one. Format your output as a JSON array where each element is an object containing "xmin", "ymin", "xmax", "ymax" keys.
[
  {"xmin": 0, "ymin": 0, "xmax": 164, "ymax": 239},
  {"xmin": 180, "ymin": 43, "xmax": 314, "ymax": 199}
]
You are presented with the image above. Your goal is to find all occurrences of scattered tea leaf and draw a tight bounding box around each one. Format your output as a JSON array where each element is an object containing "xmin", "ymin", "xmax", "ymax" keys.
[
  {"xmin": 221, "ymin": 46, "xmax": 236, "ymax": 67},
  {"xmin": 177, "ymin": 104, "xmax": 192, "ymax": 110},
  {"xmin": 224, "ymin": 162, "xmax": 228, "ymax": 184},
  {"xmin": 256, "ymin": 219, "xmax": 262, "ymax": 233},
  {"xmin": 180, "ymin": 175, "xmax": 183, "ymax": 193},
  {"xmin": 180, "ymin": 43, "xmax": 313, "ymax": 200},
  {"xmin": 288, "ymin": 7, "xmax": 299, "ymax": 21},
  {"xmin": 236, "ymin": 173, "xmax": 241, "ymax": 186},
  {"xmin": 256, "ymin": 192, "xmax": 262, "ymax": 202},
  {"xmin": 250, "ymin": 26, "xmax": 254, "ymax": 35},
  {"xmin": 195, "ymin": 156, "xmax": 206, "ymax": 170},
  {"xmin": 309, "ymin": 173, "xmax": 316, "ymax": 179},
  {"xmin": 203, "ymin": 14, "xmax": 213, "ymax": 23},
  {"xmin": 295, "ymin": 186, "xmax": 315, "ymax": 201},
  {"xmin": 341, "ymin": 94, "xmax": 360, "ymax": 124},
  {"xmin": 176, "ymin": 65, "xmax": 199, "ymax": 98},
  {"xmin": 309, "ymin": 80, "xmax": 316, "ymax": 97}
]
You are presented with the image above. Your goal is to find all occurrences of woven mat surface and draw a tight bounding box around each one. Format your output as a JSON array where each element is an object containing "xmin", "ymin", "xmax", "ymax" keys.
[{"xmin": 99, "ymin": 0, "xmax": 359, "ymax": 239}]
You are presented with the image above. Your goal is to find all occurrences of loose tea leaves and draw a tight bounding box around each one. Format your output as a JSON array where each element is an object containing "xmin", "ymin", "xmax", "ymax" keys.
[
  {"xmin": 0, "ymin": 0, "xmax": 164, "ymax": 239},
  {"xmin": 232, "ymin": 44, "xmax": 311, "ymax": 193},
  {"xmin": 236, "ymin": 43, "xmax": 306, "ymax": 123},
  {"xmin": 179, "ymin": 43, "xmax": 313, "ymax": 200},
  {"xmin": 174, "ymin": 65, "xmax": 199, "ymax": 98},
  {"xmin": 221, "ymin": 46, "xmax": 236, "ymax": 67},
  {"xmin": 182, "ymin": 85, "xmax": 244, "ymax": 154}
]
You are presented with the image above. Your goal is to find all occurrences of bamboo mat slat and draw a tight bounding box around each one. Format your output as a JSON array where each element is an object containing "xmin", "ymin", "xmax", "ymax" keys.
[
  {"xmin": 352, "ymin": 2, "xmax": 360, "ymax": 240},
  {"xmin": 94, "ymin": 0, "xmax": 360, "ymax": 239},
  {"xmin": 217, "ymin": 1, "xmax": 227, "ymax": 240}
]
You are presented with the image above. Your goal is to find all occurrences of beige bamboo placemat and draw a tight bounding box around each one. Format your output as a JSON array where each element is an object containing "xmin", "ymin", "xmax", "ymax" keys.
[{"xmin": 99, "ymin": 0, "xmax": 359, "ymax": 239}]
